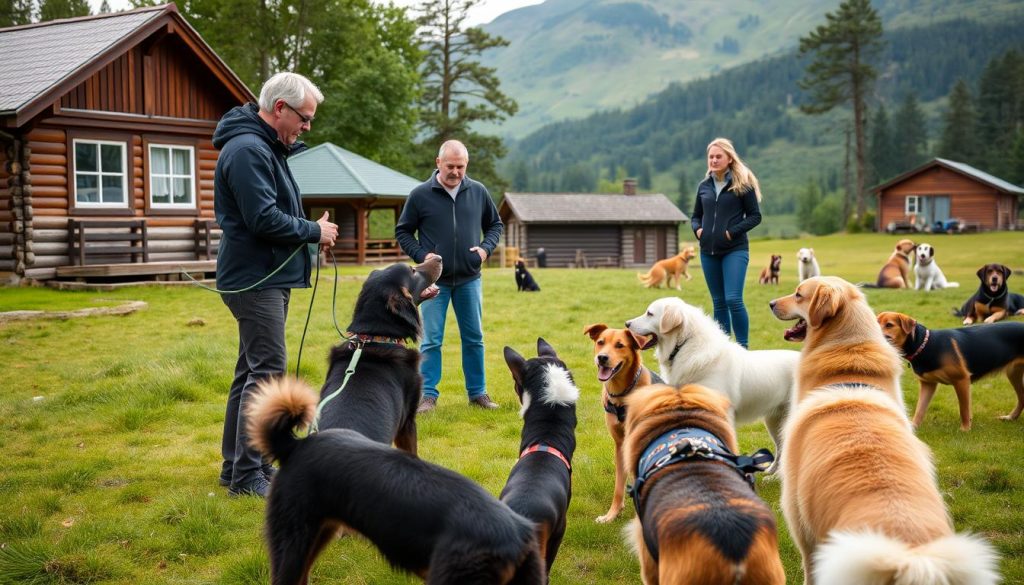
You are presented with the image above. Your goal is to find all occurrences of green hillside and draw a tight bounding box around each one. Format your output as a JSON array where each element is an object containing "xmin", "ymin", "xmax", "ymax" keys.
[{"xmin": 482, "ymin": 0, "xmax": 1024, "ymax": 138}]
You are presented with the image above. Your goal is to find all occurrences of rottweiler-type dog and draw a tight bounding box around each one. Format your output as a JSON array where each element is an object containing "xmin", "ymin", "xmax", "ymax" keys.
[
  {"xmin": 623, "ymin": 383, "xmax": 784, "ymax": 585},
  {"xmin": 758, "ymin": 254, "xmax": 782, "ymax": 285},
  {"xmin": 315, "ymin": 257, "xmax": 441, "ymax": 454},
  {"xmin": 956, "ymin": 263, "xmax": 1024, "ymax": 325},
  {"xmin": 515, "ymin": 258, "xmax": 541, "ymax": 291},
  {"xmin": 583, "ymin": 323, "xmax": 661, "ymax": 523},
  {"xmin": 248, "ymin": 378, "xmax": 546, "ymax": 585},
  {"xmin": 878, "ymin": 311, "xmax": 1024, "ymax": 431},
  {"xmin": 501, "ymin": 339, "xmax": 578, "ymax": 578}
]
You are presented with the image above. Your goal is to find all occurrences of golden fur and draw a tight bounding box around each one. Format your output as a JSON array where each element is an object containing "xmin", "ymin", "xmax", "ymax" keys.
[
  {"xmin": 622, "ymin": 384, "xmax": 785, "ymax": 585},
  {"xmin": 875, "ymin": 238, "xmax": 916, "ymax": 288},
  {"xmin": 637, "ymin": 247, "xmax": 696, "ymax": 290},
  {"xmin": 770, "ymin": 277, "xmax": 997, "ymax": 585}
]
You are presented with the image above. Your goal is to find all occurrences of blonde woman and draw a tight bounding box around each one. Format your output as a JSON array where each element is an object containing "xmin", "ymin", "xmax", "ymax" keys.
[{"xmin": 691, "ymin": 137, "xmax": 762, "ymax": 348}]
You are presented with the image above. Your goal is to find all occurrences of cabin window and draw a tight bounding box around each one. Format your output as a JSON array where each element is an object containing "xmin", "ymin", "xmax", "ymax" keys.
[
  {"xmin": 73, "ymin": 139, "xmax": 128, "ymax": 207},
  {"xmin": 148, "ymin": 144, "xmax": 195, "ymax": 208},
  {"xmin": 905, "ymin": 195, "xmax": 921, "ymax": 215}
]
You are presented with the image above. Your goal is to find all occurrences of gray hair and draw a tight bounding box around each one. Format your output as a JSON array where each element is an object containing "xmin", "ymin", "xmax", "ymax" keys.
[
  {"xmin": 258, "ymin": 72, "xmax": 324, "ymax": 112},
  {"xmin": 438, "ymin": 139, "xmax": 469, "ymax": 159}
]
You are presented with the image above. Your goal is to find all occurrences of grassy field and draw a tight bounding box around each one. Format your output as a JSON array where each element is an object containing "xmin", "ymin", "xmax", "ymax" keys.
[{"xmin": 0, "ymin": 231, "xmax": 1022, "ymax": 584}]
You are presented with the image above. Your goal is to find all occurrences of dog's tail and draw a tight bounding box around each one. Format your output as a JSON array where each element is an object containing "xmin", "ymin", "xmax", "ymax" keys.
[
  {"xmin": 246, "ymin": 376, "xmax": 318, "ymax": 465},
  {"xmin": 814, "ymin": 530, "xmax": 999, "ymax": 585},
  {"xmin": 945, "ymin": 281, "xmax": 961, "ymax": 288},
  {"xmin": 856, "ymin": 282, "xmax": 882, "ymax": 288},
  {"xmin": 636, "ymin": 271, "xmax": 655, "ymax": 286}
]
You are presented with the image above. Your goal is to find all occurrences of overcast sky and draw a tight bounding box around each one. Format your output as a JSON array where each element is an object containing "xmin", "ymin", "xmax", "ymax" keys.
[{"xmin": 89, "ymin": 0, "xmax": 543, "ymax": 27}]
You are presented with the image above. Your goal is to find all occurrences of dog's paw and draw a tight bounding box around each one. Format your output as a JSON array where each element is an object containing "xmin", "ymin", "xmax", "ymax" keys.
[{"xmin": 595, "ymin": 510, "xmax": 620, "ymax": 524}]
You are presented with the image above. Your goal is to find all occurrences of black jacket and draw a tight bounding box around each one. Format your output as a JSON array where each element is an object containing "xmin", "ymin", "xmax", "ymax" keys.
[
  {"xmin": 213, "ymin": 103, "xmax": 321, "ymax": 291},
  {"xmin": 395, "ymin": 171, "xmax": 503, "ymax": 286},
  {"xmin": 691, "ymin": 172, "xmax": 762, "ymax": 255}
]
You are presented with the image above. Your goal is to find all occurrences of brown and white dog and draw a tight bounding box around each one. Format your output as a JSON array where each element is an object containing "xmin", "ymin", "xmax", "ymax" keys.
[
  {"xmin": 869, "ymin": 238, "xmax": 916, "ymax": 288},
  {"xmin": 583, "ymin": 323, "xmax": 661, "ymax": 523},
  {"xmin": 637, "ymin": 246, "xmax": 696, "ymax": 290},
  {"xmin": 623, "ymin": 383, "xmax": 784, "ymax": 585},
  {"xmin": 770, "ymin": 277, "xmax": 998, "ymax": 585},
  {"xmin": 759, "ymin": 254, "xmax": 782, "ymax": 285}
]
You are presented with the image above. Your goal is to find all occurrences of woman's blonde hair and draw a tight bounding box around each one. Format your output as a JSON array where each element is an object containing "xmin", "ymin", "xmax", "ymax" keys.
[{"xmin": 706, "ymin": 137, "xmax": 762, "ymax": 201}]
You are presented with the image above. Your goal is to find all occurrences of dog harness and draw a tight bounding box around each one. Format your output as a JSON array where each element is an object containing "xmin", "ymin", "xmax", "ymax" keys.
[
  {"xmin": 603, "ymin": 368, "xmax": 664, "ymax": 422},
  {"xmin": 519, "ymin": 442, "xmax": 572, "ymax": 472}
]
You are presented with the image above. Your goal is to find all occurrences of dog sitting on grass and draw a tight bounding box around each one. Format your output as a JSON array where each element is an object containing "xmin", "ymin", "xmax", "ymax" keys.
[{"xmin": 515, "ymin": 258, "xmax": 541, "ymax": 291}]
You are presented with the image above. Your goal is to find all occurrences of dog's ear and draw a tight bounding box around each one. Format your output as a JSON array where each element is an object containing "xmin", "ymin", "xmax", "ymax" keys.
[
  {"xmin": 897, "ymin": 313, "xmax": 917, "ymax": 335},
  {"xmin": 808, "ymin": 282, "xmax": 840, "ymax": 329},
  {"xmin": 583, "ymin": 323, "xmax": 608, "ymax": 340},
  {"xmin": 504, "ymin": 346, "xmax": 526, "ymax": 390},
  {"xmin": 928, "ymin": 246, "xmax": 934, "ymax": 258},
  {"xmin": 659, "ymin": 304, "xmax": 683, "ymax": 333},
  {"xmin": 537, "ymin": 337, "xmax": 558, "ymax": 359},
  {"xmin": 999, "ymin": 264, "xmax": 1012, "ymax": 280},
  {"xmin": 978, "ymin": 265, "xmax": 988, "ymax": 280},
  {"xmin": 627, "ymin": 331, "xmax": 649, "ymax": 349}
]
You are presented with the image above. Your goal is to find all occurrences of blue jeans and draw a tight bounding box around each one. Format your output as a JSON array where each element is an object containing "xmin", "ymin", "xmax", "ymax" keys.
[
  {"xmin": 419, "ymin": 278, "xmax": 486, "ymax": 400},
  {"xmin": 700, "ymin": 250, "xmax": 750, "ymax": 348}
]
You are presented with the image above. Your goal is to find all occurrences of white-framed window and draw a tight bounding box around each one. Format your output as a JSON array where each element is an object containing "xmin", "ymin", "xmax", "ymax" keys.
[
  {"xmin": 148, "ymin": 144, "xmax": 195, "ymax": 208},
  {"xmin": 905, "ymin": 195, "xmax": 921, "ymax": 215},
  {"xmin": 73, "ymin": 139, "xmax": 128, "ymax": 207}
]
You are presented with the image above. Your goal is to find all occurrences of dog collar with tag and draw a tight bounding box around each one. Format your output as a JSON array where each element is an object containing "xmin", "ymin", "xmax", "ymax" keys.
[
  {"xmin": 520, "ymin": 442, "xmax": 572, "ymax": 472},
  {"xmin": 345, "ymin": 332, "xmax": 407, "ymax": 346}
]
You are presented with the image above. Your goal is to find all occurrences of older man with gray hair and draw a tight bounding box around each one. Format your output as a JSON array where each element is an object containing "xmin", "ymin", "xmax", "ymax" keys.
[
  {"xmin": 396, "ymin": 140, "xmax": 503, "ymax": 413},
  {"xmin": 213, "ymin": 72, "xmax": 338, "ymax": 497}
]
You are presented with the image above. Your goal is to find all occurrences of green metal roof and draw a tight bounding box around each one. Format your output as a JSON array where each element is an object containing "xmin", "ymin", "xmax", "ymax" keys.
[{"xmin": 288, "ymin": 143, "xmax": 420, "ymax": 199}]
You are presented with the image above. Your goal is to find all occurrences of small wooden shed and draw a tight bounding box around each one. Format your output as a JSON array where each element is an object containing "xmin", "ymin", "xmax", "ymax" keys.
[
  {"xmin": 873, "ymin": 158, "xmax": 1023, "ymax": 232},
  {"xmin": 288, "ymin": 143, "xmax": 419, "ymax": 265},
  {"xmin": 499, "ymin": 187, "xmax": 688, "ymax": 268},
  {"xmin": 0, "ymin": 4, "xmax": 254, "ymax": 282}
]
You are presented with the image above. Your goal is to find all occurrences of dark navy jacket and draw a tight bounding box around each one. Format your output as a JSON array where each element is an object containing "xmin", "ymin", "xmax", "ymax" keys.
[
  {"xmin": 213, "ymin": 103, "xmax": 321, "ymax": 291},
  {"xmin": 395, "ymin": 171, "xmax": 503, "ymax": 287},
  {"xmin": 691, "ymin": 172, "xmax": 762, "ymax": 255}
]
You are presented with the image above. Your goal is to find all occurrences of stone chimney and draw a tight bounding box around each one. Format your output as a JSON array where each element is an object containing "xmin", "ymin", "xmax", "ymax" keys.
[{"xmin": 623, "ymin": 178, "xmax": 637, "ymax": 196}]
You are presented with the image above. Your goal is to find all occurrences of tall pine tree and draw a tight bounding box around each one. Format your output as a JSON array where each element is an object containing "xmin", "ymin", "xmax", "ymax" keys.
[
  {"xmin": 976, "ymin": 50, "xmax": 1024, "ymax": 177},
  {"xmin": 1, "ymin": 0, "xmax": 35, "ymax": 26},
  {"xmin": 868, "ymin": 104, "xmax": 894, "ymax": 183},
  {"xmin": 38, "ymin": 0, "xmax": 90, "ymax": 21},
  {"xmin": 938, "ymin": 79, "xmax": 980, "ymax": 165},
  {"xmin": 797, "ymin": 0, "xmax": 884, "ymax": 221},
  {"xmin": 892, "ymin": 93, "xmax": 928, "ymax": 174}
]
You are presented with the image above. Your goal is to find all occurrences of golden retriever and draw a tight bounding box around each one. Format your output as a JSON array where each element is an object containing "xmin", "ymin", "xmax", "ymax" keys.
[
  {"xmin": 769, "ymin": 276, "xmax": 997, "ymax": 585},
  {"xmin": 637, "ymin": 246, "xmax": 696, "ymax": 290}
]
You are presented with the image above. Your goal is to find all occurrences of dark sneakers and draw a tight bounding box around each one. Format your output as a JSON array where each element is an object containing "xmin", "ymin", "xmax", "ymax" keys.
[
  {"xmin": 220, "ymin": 463, "xmax": 276, "ymax": 487},
  {"xmin": 469, "ymin": 393, "xmax": 499, "ymax": 409},
  {"xmin": 228, "ymin": 475, "xmax": 271, "ymax": 498},
  {"xmin": 416, "ymin": 396, "xmax": 437, "ymax": 413}
]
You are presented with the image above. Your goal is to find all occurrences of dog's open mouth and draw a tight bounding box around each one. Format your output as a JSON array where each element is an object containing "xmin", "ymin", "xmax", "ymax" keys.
[
  {"xmin": 988, "ymin": 281, "xmax": 1002, "ymax": 293},
  {"xmin": 783, "ymin": 319, "xmax": 807, "ymax": 342},
  {"xmin": 597, "ymin": 362, "xmax": 623, "ymax": 382},
  {"xmin": 420, "ymin": 284, "xmax": 440, "ymax": 300}
]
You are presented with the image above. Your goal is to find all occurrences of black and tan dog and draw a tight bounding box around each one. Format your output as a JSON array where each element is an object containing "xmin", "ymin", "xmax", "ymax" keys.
[
  {"xmin": 758, "ymin": 254, "xmax": 782, "ymax": 285},
  {"xmin": 248, "ymin": 378, "xmax": 546, "ymax": 585},
  {"xmin": 878, "ymin": 311, "xmax": 1024, "ymax": 431},
  {"xmin": 515, "ymin": 258, "xmax": 541, "ymax": 291},
  {"xmin": 501, "ymin": 338, "xmax": 578, "ymax": 578},
  {"xmin": 623, "ymin": 383, "xmax": 783, "ymax": 585},
  {"xmin": 583, "ymin": 323, "xmax": 661, "ymax": 523},
  {"xmin": 314, "ymin": 257, "xmax": 441, "ymax": 454},
  {"xmin": 956, "ymin": 263, "xmax": 1024, "ymax": 325}
]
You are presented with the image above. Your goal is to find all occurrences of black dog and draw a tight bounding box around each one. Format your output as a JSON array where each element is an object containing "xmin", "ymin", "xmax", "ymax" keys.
[
  {"xmin": 501, "ymin": 339, "xmax": 578, "ymax": 578},
  {"xmin": 248, "ymin": 379, "xmax": 547, "ymax": 585},
  {"xmin": 879, "ymin": 311, "xmax": 1024, "ymax": 431},
  {"xmin": 954, "ymin": 263, "xmax": 1024, "ymax": 325},
  {"xmin": 515, "ymin": 259, "xmax": 541, "ymax": 292},
  {"xmin": 315, "ymin": 257, "xmax": 441, "ymax": 454}
]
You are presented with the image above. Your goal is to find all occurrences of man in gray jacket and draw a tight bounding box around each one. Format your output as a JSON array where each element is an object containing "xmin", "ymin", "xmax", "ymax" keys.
[{"xmin": 395, "ymin": 140, "xmax": 503, "ymax": 412}]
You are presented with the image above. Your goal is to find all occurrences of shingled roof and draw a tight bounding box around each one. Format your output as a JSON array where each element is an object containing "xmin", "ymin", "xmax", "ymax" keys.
[
  {"xmin": 873, "ymin": 157, "xmax": 1024, "ymax": 195},
  {"xmin": 501, "ymin": 192, "xmax": 688, "ymax": 224},
  {"xmin": 289, "ymin": 143, "xmax": 420, "ymax": 198}
]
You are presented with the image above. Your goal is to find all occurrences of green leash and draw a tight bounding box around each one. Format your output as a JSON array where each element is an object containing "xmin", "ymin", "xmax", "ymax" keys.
[
  {"xmin": 181, "ymin": 244, "xmax": 307, "ymax": 294},
  {"xmin": 308, "ymin": 342, "xmax": 363, "ymax": 434}
]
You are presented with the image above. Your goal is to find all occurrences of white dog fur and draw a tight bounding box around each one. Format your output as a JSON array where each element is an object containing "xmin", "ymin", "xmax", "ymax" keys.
[
  {"xmin": 626, "ymin": 297, "xmax": 799, "ymax": 473},
  {"xmin": 914, "ymin": 243, "xmax": 959, "ymax": 291},
  {"xmin": 797, "ymin": 247, "xmax": 821, "ymax": 282}
]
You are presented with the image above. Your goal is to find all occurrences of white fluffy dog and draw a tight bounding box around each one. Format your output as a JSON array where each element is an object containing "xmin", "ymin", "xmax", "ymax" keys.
[
  {"xmin": 914, "ymin": 243, "xmax": 959, "ymax": 291},
  {"xmin": 626, "ymin": 297, "xmax": 799, "ymax": 473},
  {"xmin": 797, "ymin": 247, "xmax": 821, "ymax": 282}
]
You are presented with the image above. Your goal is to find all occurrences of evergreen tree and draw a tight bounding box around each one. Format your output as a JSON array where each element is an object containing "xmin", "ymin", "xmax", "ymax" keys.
[
  {"xmin": 1, "ymin": 0, "xmax": 35, "ymax": 26},
  {"xmin": 892, "ymin": 93, "xmax": 928, "ymax": 173},
  {"xmin": 638, "ymin": 159, "xmax": 653, "ymax": 190},
  {"xmin": 38, "ymin": 0, "xmax": 90, "ymax": 21},
  {"xmin": 796, "ymin": 179, "xmax": 822, "ymax": 233},
  {"xmin": 676, "ymin": 168, "xmax": 691, "ymax": 214},
  {"xmin": 868, "ymin": 104, "xmax": 893, "ymax": 183},
  {"xmin": 1010, "ymin": 129, "xmax": 1024, "ymax": 186},
  {"xmin": 99, "ymin": 0, "xmax": 111, "ymax": 13},
  {"xmin": 798, "ymin": 0, "xmax": 884, "ymax": 220},
  {"xmin": 976, "ymin": 49, "xmax": 1024, "ymax": 177},
  {"xmin": 415, "ymin": 0, "xmax": 518, "ymax": 193},
  {"xmin": 510, "ymin": 159, "xmax": 529, "ymax": 191},
  {"xmin": 938, "ymin": 79, "xmax": 979, "ymax": 165}
]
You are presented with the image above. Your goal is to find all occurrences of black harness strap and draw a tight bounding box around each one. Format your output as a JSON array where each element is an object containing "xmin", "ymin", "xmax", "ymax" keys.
[
  {"xmin": 667, "ymin": 339, "xmax": 687, "ymax": 363},
  {"xmin": 603, "ymin": 368, "xmax": 664, "ymax": 422}
]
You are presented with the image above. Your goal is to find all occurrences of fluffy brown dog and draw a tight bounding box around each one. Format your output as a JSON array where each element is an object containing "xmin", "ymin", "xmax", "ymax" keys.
[
  {"xmin": 623, "ymin": 383, "xmax": 784, "ymax": 585},
  {"xmin": 871, "ymin": 238, "xmax": 916, "ymax": 288},
  {"xmin": 637, "ymin": 246, "xmax": 696, "ymax": 290},
  {"xmin": 583, "ymin": 323, "xmax": 661, "ymax": 523},
  {"xmin": 758, "ymin": 254, "xmax": 782, "ymax": 285},
  {"xmin": 770, "ymin": 277, "xmax": 998, "ymax": 585}
]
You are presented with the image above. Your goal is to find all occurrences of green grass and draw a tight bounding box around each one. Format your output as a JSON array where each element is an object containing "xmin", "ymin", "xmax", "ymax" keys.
[{"xmin": 0, "ymin": 231, "xmax": 1022, "ymax": 584}]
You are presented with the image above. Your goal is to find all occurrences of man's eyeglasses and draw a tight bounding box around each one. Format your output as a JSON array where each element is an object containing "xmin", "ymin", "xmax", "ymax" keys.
[{"xmin": 283, "ymin": 102, "xmax": 314, "ymax": 124}]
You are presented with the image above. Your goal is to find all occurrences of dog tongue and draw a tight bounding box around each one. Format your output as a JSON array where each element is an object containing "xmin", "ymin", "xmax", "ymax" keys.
[
  {"xmin": 420, "ymin": 284, "xmax": 440, "ymax": 300},
  {"xmin": 784, "ymin": 319, "xmax": 807, "ymax": 342},
  {"xmin": 597, "ymin": 366, "xmax": 616, "ymax": 382}
]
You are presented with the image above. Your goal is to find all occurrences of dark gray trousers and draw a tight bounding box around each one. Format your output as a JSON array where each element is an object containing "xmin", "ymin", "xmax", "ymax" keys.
[{"xmin": 220, "ymin": 288, "xmax": 290, "ymax": 488}]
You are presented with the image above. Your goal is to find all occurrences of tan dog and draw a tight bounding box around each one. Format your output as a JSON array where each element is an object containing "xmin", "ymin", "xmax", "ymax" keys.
[
  {"xmin": 873, "ymin": 238, "xmax": 916, "ymax": 288},
  {"xmin": 770, "ymin": 277, "xmax": 997, "ymax": 585},
  {"xmin": 759, "ymin": 254, "xmax": 782, "ymax": 285},
  {"xmin": 623, "ymin": 383, "xmax": 784, "ymax": 585},
  {"xmin": 637, "ymin": 246, "xmax": 696, "ymax": 290},
  {"xmin": 583, "ymin": 323, "xmax": 660, "ymax": 523}
]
